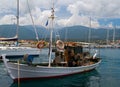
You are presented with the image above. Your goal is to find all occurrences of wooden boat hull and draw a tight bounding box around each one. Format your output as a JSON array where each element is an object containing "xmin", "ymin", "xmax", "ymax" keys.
[{"xmin": 2, "ymin": 54, "xmax": 101, "ymax": 82}]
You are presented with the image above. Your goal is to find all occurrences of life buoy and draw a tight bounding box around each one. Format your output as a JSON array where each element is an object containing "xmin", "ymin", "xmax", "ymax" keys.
[
  {"xmin": 56, "ymin": 40, "xmax": 64, "ymax": 51},
  {"xmin": 36, "ymin": 40, "xmax": 45, "ymax": 49}
]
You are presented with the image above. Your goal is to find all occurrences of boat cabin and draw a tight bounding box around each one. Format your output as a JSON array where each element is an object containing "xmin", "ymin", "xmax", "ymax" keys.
[{"xmin": 53, "ymin": 44, "xmax": 96, "ymax": 67}]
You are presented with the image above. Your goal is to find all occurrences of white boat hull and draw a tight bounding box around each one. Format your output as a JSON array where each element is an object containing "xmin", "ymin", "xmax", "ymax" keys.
[
  {"xmin": 2, "ymin": 54, "xmax": 101, "ymax": 81},
  {"xmin": 0, "ymin": 47, "xmax": 40, "ymax": 57}
]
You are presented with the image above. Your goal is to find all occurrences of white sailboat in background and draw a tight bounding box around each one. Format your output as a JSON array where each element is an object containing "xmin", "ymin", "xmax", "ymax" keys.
[
  {"xmin": 0, "ymin": 0, "xmax": 40, "ymax": 58},
  {"xmin": 111, "ymin": 26, "xmax": 120, "ymax": 48},
  {"xmin": 105, "ymin": 26, "xmax": 113, "ymax": 48},
  {"xmin": 2, "ymin": 1, "xmax": 101, "ymax": 82}
]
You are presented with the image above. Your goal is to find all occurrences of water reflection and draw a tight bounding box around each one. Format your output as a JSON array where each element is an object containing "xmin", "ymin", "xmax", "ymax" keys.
[{"xmin": 10, "ymin": 70, "xmax": 100, "ymax": 87}]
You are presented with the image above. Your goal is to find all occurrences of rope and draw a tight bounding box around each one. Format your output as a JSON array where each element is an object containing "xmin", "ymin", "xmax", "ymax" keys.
[{"xmin": 26, "ymin": 0, "xmax": 39, "ymax": 41}]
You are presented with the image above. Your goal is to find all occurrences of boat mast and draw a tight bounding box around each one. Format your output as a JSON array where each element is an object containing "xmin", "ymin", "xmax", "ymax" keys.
[
  {"xmin": 88, "ymin": 17, "xmax": 91, "ymax": 44},
  {"xmin": 16, "ymin": 0, "xmax": 19, "ymax": 46},
  {"xmin": 112, "ymin": 25, "xmax": 116, "ymax": 44},
  {"xmin": 48, "ymin": 1, "xmax": 55, "ymax": 67},
  {"xmin": 88, "ymin": 17, "xmax": 91, "ymax": 52},
  {"xmin": 106, "ymin": 26, "xmax": 109, "ymax": 45}
]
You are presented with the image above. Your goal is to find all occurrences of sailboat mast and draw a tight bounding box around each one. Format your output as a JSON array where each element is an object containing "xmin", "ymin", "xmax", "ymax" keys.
[
  {"xmin": 88, "ymin": 17, "xmax": 91, "ymax": 43},
  {"xmin": 48, "ymin": 2, "xmax": 55, "ymax": 67},
  {"xmin": 106, "ymin": 27, "xmax": 109, "ymax": 45},
  {"xmin": 16, "ymin": 0, "xmax": 19, "ymax": 46},
  {"xmin": 88, "ymin": 17, "xmax": 91, "ymax": 53},
  {"xmin": 112, "ymin": 26, "xmax": 116, "ymax": 44}
]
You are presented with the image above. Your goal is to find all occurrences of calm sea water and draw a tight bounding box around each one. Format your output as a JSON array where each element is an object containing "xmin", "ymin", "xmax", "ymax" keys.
[{"xmin": 0, "ymin": 48, "xmax": 120, "ymax": 87}]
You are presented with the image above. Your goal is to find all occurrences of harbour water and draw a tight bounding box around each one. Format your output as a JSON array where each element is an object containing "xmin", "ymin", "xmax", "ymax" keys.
[{"xmin": 0, "ymin": 48, "xmax": 120, "ymax": 87}]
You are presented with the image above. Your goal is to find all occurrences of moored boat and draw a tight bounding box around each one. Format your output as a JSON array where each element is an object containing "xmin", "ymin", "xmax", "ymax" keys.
[
  {"xmin": 2, "ymin": 0, "xmax": 101, "ymax": 82},
  {"xmin": 2, "ymin": 54, "xmax": 101, "ymax": 82},
  {"xmin": 2, "ymin": 41, "xmax": 101, "ymax": 82}
]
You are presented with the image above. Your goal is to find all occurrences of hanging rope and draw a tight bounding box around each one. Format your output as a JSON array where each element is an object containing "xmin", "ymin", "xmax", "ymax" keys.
[{"xmin": 26, "ymin": 0, "xmax": 39, "ymax": 41}]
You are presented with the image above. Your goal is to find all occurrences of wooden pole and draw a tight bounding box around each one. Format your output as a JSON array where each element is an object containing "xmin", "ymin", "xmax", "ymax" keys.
[{"xmin": 18, "ymin": 60, "xmax": 20, "ymax": 87}]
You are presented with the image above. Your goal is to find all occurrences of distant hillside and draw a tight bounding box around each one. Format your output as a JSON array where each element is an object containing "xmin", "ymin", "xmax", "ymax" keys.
[
  {"xmin": 0, "ymin": 24, "xmax": 120, "ymax": 41},
  {"xmin": 0, "ymin": 24, "xmax": 48, "ymax": 40},
  {"xmin": 58, "ymin": 26, "xmax": 89, "ymax": 41},
  {"xmin": 58, "ymin": 26, "xmax": 120, "ymax": 41}
]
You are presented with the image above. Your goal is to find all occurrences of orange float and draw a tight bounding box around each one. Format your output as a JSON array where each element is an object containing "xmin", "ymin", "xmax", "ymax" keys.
[{"xmin": 36, "ymin": 40, "xmax": 45, "ymax": 49}]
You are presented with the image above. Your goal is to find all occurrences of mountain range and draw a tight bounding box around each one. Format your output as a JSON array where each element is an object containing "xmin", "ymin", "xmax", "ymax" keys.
[{"xmin": 0, "ymin": 24, "xmax": 120, "ymax": 42}]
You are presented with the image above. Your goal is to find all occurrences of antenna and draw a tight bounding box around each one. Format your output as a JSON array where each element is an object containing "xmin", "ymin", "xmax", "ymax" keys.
[{"xmin": 49, "ymin": 0, "xmax": 55, "ymax": 20}]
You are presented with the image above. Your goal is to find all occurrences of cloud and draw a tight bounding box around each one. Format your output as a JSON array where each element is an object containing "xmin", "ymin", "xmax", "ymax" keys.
[
  {"xmin": 57, "ymin": 0, "xmax": 120, "ymax": 28},
  {"xmin": 0, "ymin": 0, "xmax": 120, "ymax": 27},
  {"xmin": 57, "ymin": 0, "xmax": 101, "ymax": 28},
  {"xmin": 19, "ymin": 7, "xmax": 51, "ymax": 26},
  {"xmin": 57, "ymin": 14, "xmax": 100, "ymax": 28},
  {"xmin": 0, "ymin": 15, "xmax": 16, "ymax": 25}
]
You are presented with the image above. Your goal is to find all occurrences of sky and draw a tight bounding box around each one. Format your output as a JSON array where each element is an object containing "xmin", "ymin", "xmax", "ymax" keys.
[{"xmin": 0, "ymin": 0, "xmax": 120, "ymax": 28}]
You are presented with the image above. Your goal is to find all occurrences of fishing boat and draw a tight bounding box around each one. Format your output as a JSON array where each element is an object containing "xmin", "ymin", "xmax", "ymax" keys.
[
  {"xmin": 2, "ymin": 44, "xmax": 101, "ymax": 82},
  {"xmin": 2, "ymin": 1, "xmax": 101, "ymax": 82}
]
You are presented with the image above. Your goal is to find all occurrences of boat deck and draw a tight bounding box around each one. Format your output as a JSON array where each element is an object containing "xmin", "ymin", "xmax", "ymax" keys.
[{"xmin": 8, "ymin": 58, "xmax": 100, "ymax": 67}]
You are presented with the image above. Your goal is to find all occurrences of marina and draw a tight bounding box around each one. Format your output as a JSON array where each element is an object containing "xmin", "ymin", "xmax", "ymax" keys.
[
  {"xmin": 0, "ymin": 0, "xmax": 120, "ymax": 87},
  {"xmin": 1, "ymin": 0, "xmax": 101, "ymax": 82}
]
